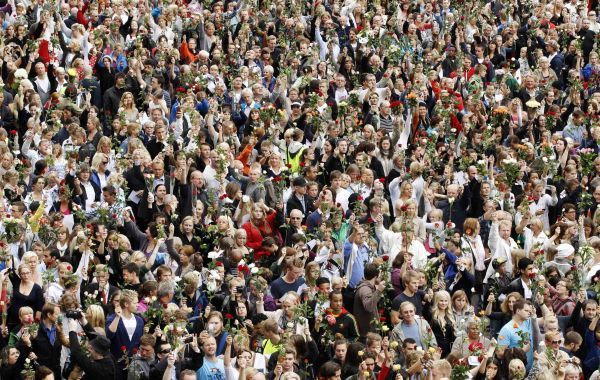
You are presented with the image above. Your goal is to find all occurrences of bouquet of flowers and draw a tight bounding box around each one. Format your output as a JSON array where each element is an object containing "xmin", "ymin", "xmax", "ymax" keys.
[
  {"xmin": 500, "ymin": 158, "xmax": 520, "ymax": 187},
  {"xmin": 406, "ymin": 92, "xmax": 419, "ymax": 108},
  {"xmin": 489, "ymin": 106, "xmax": 510, "ymax": 127},
  {"xmin": 389, "ymin": 100, "xmax": 403, "ymax": 116},
  {"xmin": 578, "ymin": 148, "xmax": 598, "ymax": 177},
  {"xmin": 2, "ymin": 217, "xmax": 23, "ymax": 244},
  {"xmin": 259, "ymin": 103, "xmax": 283, "ymax": 122}
]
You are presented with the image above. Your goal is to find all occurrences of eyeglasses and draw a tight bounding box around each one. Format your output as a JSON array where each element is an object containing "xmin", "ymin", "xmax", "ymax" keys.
[
  {"xmin": 158, "ymin": 349, "xmax": 171, "ymax": 354},
  {"xmin": 551, "ymin": 340, "xmax": 561, "ymax": 344},
  {"xmin": 102, "ymin": 161, "xmax": 109, "ymax": 165},
  {"xmin": 290, "ymin": 217, "xmax": 302, "ymax": 220}
]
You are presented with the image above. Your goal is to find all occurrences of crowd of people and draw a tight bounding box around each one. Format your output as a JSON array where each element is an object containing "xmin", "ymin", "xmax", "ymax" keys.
[{"xmin": 1, "ymin": 0, "xmax": 600, "ymax": 379}]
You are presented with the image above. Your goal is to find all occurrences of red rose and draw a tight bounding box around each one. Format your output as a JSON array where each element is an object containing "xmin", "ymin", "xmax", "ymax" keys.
[
  {"xmin": 468, "ymin": 342, "xmax": 484, "ymax": 352},
  {"xmin": 446, "ymin": 221, "xmax": 454, "ymax": 228},
  {"xmin": 9, "ymin": 130, "xmax": 17, "ymax": 135},
  {"xmin": 34, "ymin": 316, "xmax": 40, "ymax": 323},
  {"xmin": 379, "ymin": 316, "xmax": 387, "ymax": 322},
  {"xmin": 400, "ymin": 205, "xmax": 408, "ymax": 212},
  {"xmin": 112, "ymin": 214, "xmax": 117, "ymax": 219},
  {"xmin": 336, "ymin": 203, "xmax": 341, "ymax": 207},
  {"xmin": 382, "ymin": 255, "xmax": 389, "ymax": 262},
  {"xmin": 286, "ymin": 164, "xmax": 292, "ymax": 168},
  {"xmin": 176, "ymin": 87, "xmax": 186, "ymax": 93},
  {"xmin": 273, "ymin": 176, "xmax": 283, "ymax": 182},
  {"xmin": 571, "ymin": 265, "xmax": 577, "ymax": 271},
  {"xmin": 132, "ymin": 347, "xmax": 138, "ymax": 355},
  {"xmin": 162, "ymin": 303, "xmax": 168, "ymax": 309},
  {"xmin": 367, "ymin": 217, "xmax": 374, "ymax": 223},
  {"xmin": 216, "ymin": 261, "xmax": 224, "ymax": 267},
  {"xmin": 528, "ymin": 272, "xmax": 536, "ymax": 279},
  {"xmin": 66, "ymin": 264, "xmax": 72, "ymax": 271},
  {"xmin": 121, "ymin": 345, "xmax": 127, "ymax": 352},
  {"xmin": 299, "ymin": 162, "xmax": 306, "ymax": 167},
  {"xmin": 225, "ymin": 313, "xmax": 234, "ymax": 319},
  {"xmin": 219, "ymin": 194, "xmax": 228, "ymax": 200},
  {"xmin": 379, "ymin": 178, "xmax": 385, "ymax": 183},
  {"xmin": 357, "ymin": 195, "xmax": 363, "ymax": 201}
]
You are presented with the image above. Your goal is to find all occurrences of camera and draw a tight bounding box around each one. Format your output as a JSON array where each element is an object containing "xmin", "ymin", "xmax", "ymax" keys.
[
  {"xmin": 236, "ymin": 285, "xmax": 244, "ymax": 294},
  {"xmin": 66, "ymin": 309, "xmax": 83, "ymax": 319}
]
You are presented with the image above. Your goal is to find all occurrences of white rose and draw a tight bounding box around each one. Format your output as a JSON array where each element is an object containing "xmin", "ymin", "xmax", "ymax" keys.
[
  {"xmin": 542, "ymin": 157, "xmax": 548, "ymax": 163},
  {"xmin": 287, "ymin": 322, "xmax": 294, "ymax": 328},
  {"xmin": 251, "ymin": 267, "xmax": 259, "ymax": 274}
]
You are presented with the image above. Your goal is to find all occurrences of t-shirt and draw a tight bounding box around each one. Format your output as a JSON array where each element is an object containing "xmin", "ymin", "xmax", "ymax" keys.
[
  {"xmin": 392, "ymin": 290, "xmax": 426, "ymax": 315},
  {"xmin": 197, "ymin": 358, "xmax": 226, "ymax": 380},
  {"xmin": 498, "ymin": 319, "xmax": 534, "ymax": 371},
  {"xmin": 269, "ymin": 277, "xmax": 305, "ymax": 300},
  {"xmin": 400, "ymin": 322, "xmax": 423, "ymax": 348},
  {"xmin": 121, "ymin": 314, "xmax": 137, "ymax": 341}
]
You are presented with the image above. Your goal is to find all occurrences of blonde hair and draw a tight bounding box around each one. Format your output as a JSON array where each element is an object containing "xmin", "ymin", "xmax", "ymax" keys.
[{"xmin": 432, "ymin": 290, "xmax": 455, "ymax": 327}]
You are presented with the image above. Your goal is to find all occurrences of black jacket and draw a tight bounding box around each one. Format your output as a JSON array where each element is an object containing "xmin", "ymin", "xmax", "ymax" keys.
[
  {"xmin": 285, "ymin": 194, "xmax": 315, "ymax": 221},
  {"xmin": 69, "ymin": 331, "xmax": 117, "ymax": 380},
  {"xmin": 32, "ymin": 322, "xmax": 63, "ymax": 379}
]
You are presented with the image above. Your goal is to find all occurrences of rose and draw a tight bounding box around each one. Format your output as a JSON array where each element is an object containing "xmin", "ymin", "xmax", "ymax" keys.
[
  {"xmin": 381, "ymin": 325, "xmax": 389, "ymax": 333},
  {"xmin": 358, "ymin": 350, "xmax": 364, "ymax": 357},
  {"xmin": 131, "ymin": 347, "xmax": 138, "ymax": 355},
  {"xmin": 390, "ymin": 341, "xmax": 399, "ymax": 349},
  {"xmin": 225, "ymin": 313, "xmax": 234, "ymax": 319},
  {"xmin": 382, "ymin": 255, "xmax": 389, "ymax": 262},
  {"xmin": 121, "ymin": 345, "xmax": 127, "ymax": 352}
]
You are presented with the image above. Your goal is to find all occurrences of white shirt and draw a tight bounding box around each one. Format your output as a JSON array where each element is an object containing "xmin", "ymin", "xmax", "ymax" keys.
[
  {"xmin": 82, "ymin": 181, "xmax": 95, "ymax": 209},
  {"xmin": 122, "ymin": 314, "xmax": 137, "ymax": 341}
]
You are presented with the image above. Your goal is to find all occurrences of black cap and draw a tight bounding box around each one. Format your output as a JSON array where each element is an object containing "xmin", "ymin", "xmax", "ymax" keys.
[{"xmin": 89, "ymin": 335, "xmax": 111, "ymax": 356}]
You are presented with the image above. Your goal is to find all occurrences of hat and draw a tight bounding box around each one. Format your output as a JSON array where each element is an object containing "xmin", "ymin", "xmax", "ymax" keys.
[
  {"xmin": 555, "ymin": 243, "xmax": 575, "ymax": 260},
  {"xmin": 89, "ymin": 335, "xmax": 111, "ymax": 356},
  {"xmin": 291, "ymin": 102, "xmax": 302, "ymax": 108},
  {"xmin": 292, "ymin": 177, "xmax": 307, "ymax": 187},
  {"xmin": 492, "ymin": 257, "xmax": 507, "ymax": 269}
]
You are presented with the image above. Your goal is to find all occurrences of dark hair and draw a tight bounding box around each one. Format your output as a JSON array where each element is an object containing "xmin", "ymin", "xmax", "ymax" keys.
[
  {"xmin": 35, "ymin": 365, "xmax": 54, "ymax": 380},
  {"xmin": 518, "ymin": 257, "xmax": 534, "ymax": 271},
  {"xmin": 123, "ymin": 262, "xmax": 140, "ymax": 277},
  {"xmin": 319, "ymin": 361, "xmax": 341, "ymax": 379},
  {"xmin": 403, "ymin": 338, "xmax": 417, "ymax": 348},
  {"xmin": 364, "ymin": 263, "xmax": 380, "ymax": 280},
  {"xmin": 511, "ymin": 298, "xmax": 530, "ymax": 314}
]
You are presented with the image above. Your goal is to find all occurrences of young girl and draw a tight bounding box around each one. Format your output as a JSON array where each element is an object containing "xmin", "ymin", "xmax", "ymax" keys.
[{"xmin": 424, "ymin": 208, "xmax": 444, "ymax": 253}]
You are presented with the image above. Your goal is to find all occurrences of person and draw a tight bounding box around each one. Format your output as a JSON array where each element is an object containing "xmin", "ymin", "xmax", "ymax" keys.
[
  {"xmin": 67, "ymin": 318, "xmax": 116, "ymax": 380},
  {"xmin": 353, "ymin": 263, "xmax": 386, "ymax": 338},
  {"xmin": 391, "ymin": 302, "xmax": 437, "ymax": 350},
  {"xmin": 196, "ymin": 336, "xmax": 225, "ymax": 379},
  {"xmin": 497, "ymin": 299, "xmax": 537, "ymax": 371},
  {"xmin": 31, "ymin": 303, "xmax": 64, "ymax": 379}
]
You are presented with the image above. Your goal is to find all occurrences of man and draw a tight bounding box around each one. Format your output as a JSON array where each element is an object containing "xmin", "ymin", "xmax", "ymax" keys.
[
  {"xmin": 103, "ymin": 72, "xmax": 127, "ymax": 120},
  {"xmin": 147, "ymin": 125, "xmax": 179, "ymax": 160},
  {"xmin": 32, "ymin": 303, "xmax": 62, "ymax": 379},
  {"xmin": 343, "ymin": 221, "xmax": 372, "ymax": 312},
  {"xmin": 32, "ymin": 61, "xmax": 56, "ymax": 105},
  {"xmin": 270, "ymin": 257, "xmax": 306, "ymax": 300},
  {"xmin": 437, "ymin": 182, "xmax": 474, "ymax": 233},
  {"xmin": 498, "ymin": 299, "xmax": 535, "ymax": 370},
  {"xmin": 568, "ymin": 291, "xmax": 597, "ymax": 363},
  {"xmin": 46, "ymin": 262, "xmax": 74, "ymax": 303},
  {"xmin": 196, "ymin": 336, "xmax": 225, "ymax": 379},
  {"xmin": 122, "ymin": 262, "xmax": 141, "ymax": 292},
  {"xmin": 500, "ymin": 258, "xmax": 536, "ymax": 300},
  {"xmin": 353, "ymin": 263, "xmax": 386, "ymax": 338},
  {"xmin": 391, "ymin": 302, "xmax": 437, "ymax": 350},
  {"xmin": 149, "ymin": 338, "xmax": 202, "ymax": 380},
  {"xmin": 68, "ymin": 319, "xmax": 116, "ymax": 380},
  {"xmin": 82, "ymin": 264, "xmax": 119, "ymax": 314},
  {"xmin": 106, "ymin": 289, "xmax": 145, "ymax": 376},
  {"xmin": 563, "ymin": 109, "xmax": 587, "ymax": 145},
  {"xmin": 285, "ymin": 176, "xmax": 315, "ymax": 221},
  {"xmin": 390, "ymin": 270, "xmax": 430, "ymax": 324},
  {"xmin": 538, "ymin": 330, "xmax": 571, "ymax": 372},
  {"xmin": 283, "ymin": 209, "xmax": 305, "ymax": 247},
  {"xmin": 484, "ymin": 213, "xmax": 519, "ymax": 282},
  {"xmin": 306, "ymin": 189, "xmax": 333, "ymax": 232},
  {"xmin": 561, "ymin": 331, "xmax": 583, "ymax": 358},
  {"xmin": 127, "ymin": 334, "xmax": 156, "ymax": 380}
]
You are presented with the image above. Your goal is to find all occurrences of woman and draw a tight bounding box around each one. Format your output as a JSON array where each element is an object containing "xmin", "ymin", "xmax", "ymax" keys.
[
  {"xmin": 179, "ymin": 216, "xmax": 201, "ymax": 252},
  {"xmin": 20, "ymin": 251, "xmax": 42, "ymax": 287},
  {"xmin": 7, "ymin": 263, "xmax": 45, "ymax": 328},
  {"xmin": 241, "ymin": 202, "xmax": 282, "ymax": 251},
  {"xmin": 0, "ymin": 332, "xmax": 32, "ymax": 380},
  {"xmin": 376, "ymin": 136, "xmax": 395, "ymax": 176},
  {"xmin": 96, "ymin": 136, "xmax": 116, "ymax": 173},
  {"xmin": 3, "ymin": 169, "xmax": 23, "ymax": 202},
  {"xmin": 257, "ymin": 292, "xmax": 309, "ymax": 335},
  {"xmin": 462, "ymin": 218, "xmax": 487, "ymax": 294},
  {"xmin": 85, "ymin": 304, "xmax": 106, "ymax": 336},
  {"xmin": 117, "ymin": 91, "xmax": 139, "ymax": 123},
  {"xmin": 485, "ymin": 292, "xmax": 523, "ymax": 337},
  {"xmin": 233, "ymin": 229, "xmax": 250, "ymax": 257},
  {"xmin": 90, "ymin": 152, "xmax": 111, "ymax": 193},
  {"xmin": 224, "ymin": 335, "xmax": 257, "ymax": 380},
  {"xmin": 23, "ymin": 175, "xmax": 50, "ymax": 211},
  {"xmin": 550, "ymin": 279, "xmax": 576, "ymax": 316},
  {"xmin": 534, "ymin": 57, "xmax": 558, "ymax": 88},
  {"xmin": 451, "ymin": 290, "xmax": 474, "ymax": 337},
  {"xmin": 405, "ymin": 200, "xmax": 426, "ymax": 242},
  {"xmin": 430, "ymin": 290, "xmax": 456, "ymax": 357},
  {"xmin": 451, "ymin": 319, "xmax": 494, "ymax": 360}
]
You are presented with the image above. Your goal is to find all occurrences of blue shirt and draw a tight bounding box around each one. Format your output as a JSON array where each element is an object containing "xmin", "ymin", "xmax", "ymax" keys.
[
  {"xmin": 401, "ymin": 322, "xmax": 423, "ymax": 348},
  {"xmin": 44, "ymin": 324, "xmax": 57, "ymax": 346},
  {"xmin": 498, "ymin": 319, "xmax": 534, "ymax": 370},
  {"xmin": 343, "ymin": 241, "xmax": 370, "ymax": 288},
  {"xmin": 197, "ymin": 358, "xmax": 225, "ymax": 380}
]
